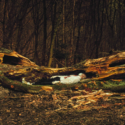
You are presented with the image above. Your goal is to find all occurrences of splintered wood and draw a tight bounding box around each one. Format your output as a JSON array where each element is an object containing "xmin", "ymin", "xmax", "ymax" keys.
[
  {"xmin": 68, "ymin": 89, "xmax": 113, "ymax": 109},
  {"xmin": 0, "ymin": 48, "xmax": 37, "ymax": 66},
  {"xmin": 45, "ymin": 89, "xmax": 116, "ymax": 113},
  {"xmin": 83, "ymin": 51, "xmax": 125, "ymax": 80}
]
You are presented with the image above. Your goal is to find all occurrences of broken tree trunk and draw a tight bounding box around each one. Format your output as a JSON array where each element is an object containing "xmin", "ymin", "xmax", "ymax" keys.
[
  {"xmin": 0, "ymin": 73, "xmax": 53, "ymax": 93},
  {"xmin": 0, "ymin": 48, "xmax": 37, "ymax": 66},
  {"xmin": 1, "ymin": 48, "xmax": 125, "ymax": 93},
  {"xmin": 73, "ymin": 51, "xmax": 125, "ymax": 80}
]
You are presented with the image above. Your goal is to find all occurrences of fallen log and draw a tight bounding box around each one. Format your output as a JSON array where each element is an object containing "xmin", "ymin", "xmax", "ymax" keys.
[
  {"xmin": 1, "ymin": 48, "xmax": 125, "ymax": 92},
  {"xmin": 0, "ymin": 73, "xmax": 53, "ymax": 93},
  {"xmin": 73, "ymin": 51, "xmax": 125, "ymax": 80}
]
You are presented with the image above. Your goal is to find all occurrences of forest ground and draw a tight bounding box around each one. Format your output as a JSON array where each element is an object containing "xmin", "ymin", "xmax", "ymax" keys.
[{"xmin": 0, "ymin": 85, "xmax": 125, "ymax": 125}]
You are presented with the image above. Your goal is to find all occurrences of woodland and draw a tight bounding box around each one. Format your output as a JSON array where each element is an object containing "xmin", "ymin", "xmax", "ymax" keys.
[
  {"xmin": 1, "ymin": 0, "xmax": 125, "ymax": 67},
  {"xmin": 0, "ymin": 0, "xmax": 125, "ymax": 124}
]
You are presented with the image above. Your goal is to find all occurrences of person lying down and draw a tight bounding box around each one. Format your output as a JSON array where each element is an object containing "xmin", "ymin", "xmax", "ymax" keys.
[{"xmin": 22, "ymin": 73, "xmax": 86, "ymax": 85}]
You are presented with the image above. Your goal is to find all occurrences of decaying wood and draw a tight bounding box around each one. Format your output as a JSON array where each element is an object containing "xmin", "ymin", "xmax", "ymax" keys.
[
  {"xmin": 68, "ymin": 89, "xmax": 113, "ymax": 109},
  {"xmin": 85, "ymin": 52, "xmax": 125, "ymax": 79},
  {"xmin": 1, "ymin": 48, "xmax": 125, "ymax": 93},
  {"xmin": 0, "ymin": 48, "xmax": 37, "ymax": 66},
  {"xmin": 0, "ymin": 73, "xmax": 53, "ymax": 93},
  {"xmin": 1, "ymin": 48, "xmax": 125, "ymax": 80},
  {"xmin": 72, "ymin": 51, "xmax": 125, "ymax": 80}
]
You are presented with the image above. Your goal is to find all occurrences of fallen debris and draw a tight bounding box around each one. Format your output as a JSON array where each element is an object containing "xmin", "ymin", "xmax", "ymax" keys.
[
  {"xmin": 1, "ymin": 48, "xmax": 125, "ymax": 93},
  {"xmin": 0, "ymin": 48, "xmax": 37, "ymax": 66},
  {"xmin": 0, "ymin": 88, "xmax": 125, "ymax": 125},
  {"xmin": 38, "ymin": 89, "xmax": 125, "ymax": 114},
  {"xmin": 67, "ymin": 89, "xmax": 113, "ymax": 109}
]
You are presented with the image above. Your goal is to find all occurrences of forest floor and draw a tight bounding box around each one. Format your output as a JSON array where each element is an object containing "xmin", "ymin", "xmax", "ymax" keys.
[
  {"xmin": 0, "ymin": 85, "xmax": 125, "ymax": 125},
  {"xmin": 0, "ymin": 50, "xmax": 125, "ymax": 124}
]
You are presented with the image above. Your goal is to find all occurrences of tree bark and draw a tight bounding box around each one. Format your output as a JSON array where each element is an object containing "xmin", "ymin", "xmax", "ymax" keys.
[
  {"xmin": 1, "ymin": 48, "xmax": 125, "ymax": 92},
  {"xmin": 48, "ymin": 1, "xmax": 57, "ymax": 67},
  {"xmin": 0, "ymin": 73, "xmax": 53, "ymax": 93},
  {"xmin": 42, "ymin": 0, "xmax": 47, "ymax": 65},
  {"xmin": 74, "ymin": 0, "xmax": 82, "ymax": 64},
  {"xmin": 70, "ymin": 0, "xmax": 75, "ymax": 65}
]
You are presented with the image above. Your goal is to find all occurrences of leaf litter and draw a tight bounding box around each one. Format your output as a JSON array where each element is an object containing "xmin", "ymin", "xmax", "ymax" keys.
[{"xmin": 0, "ymin": 86, "xmax": 125, "ymax": 125}]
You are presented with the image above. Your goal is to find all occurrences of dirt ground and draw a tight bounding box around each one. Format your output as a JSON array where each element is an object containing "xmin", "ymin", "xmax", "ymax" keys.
[
  {"xmin": 0, "ymin": 51, "xmax": 125, "ymax": 125},
  {"xmin": 0, "ymin": 86, "xmax": 125, "ymax": 125}
]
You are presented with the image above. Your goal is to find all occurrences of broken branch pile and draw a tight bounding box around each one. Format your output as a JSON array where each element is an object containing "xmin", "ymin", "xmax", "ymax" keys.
[{"xmin": 68, "ymin": 89, "xmax": 113, "ymax": 109}]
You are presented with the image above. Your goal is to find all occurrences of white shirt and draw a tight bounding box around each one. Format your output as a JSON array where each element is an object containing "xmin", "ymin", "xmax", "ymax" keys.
[{"xmin": 60, "ymin": 75, "xmax": 81, "ymax": 84}]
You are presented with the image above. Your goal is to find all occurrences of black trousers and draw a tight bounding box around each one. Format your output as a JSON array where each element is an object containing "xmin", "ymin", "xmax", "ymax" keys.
[{"xmin": 32, "ymin": 77, "xmax": 60, "ymax": 85}]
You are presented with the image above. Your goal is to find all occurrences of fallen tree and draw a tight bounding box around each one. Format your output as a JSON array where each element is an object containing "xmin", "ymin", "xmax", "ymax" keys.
[
  {"xmin": 0, "ymin": 48, "xmax": 125, "ymax": 93},
  {"xmin": 73, "ymin": 51, "xmax": 125, "ymax": 80}
]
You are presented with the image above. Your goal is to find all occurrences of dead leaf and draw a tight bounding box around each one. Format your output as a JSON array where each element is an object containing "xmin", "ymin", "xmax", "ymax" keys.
[
  {"xmin": 52, "ymin": 94, "xmax": 57, "ymax": 100},
  {"xmin": 41, "ymin": 86, "xmax": 53, "ymax": 91},
  {"xmin": 10, "ymin": 85, "xmax": 14, "ymax": 88}
]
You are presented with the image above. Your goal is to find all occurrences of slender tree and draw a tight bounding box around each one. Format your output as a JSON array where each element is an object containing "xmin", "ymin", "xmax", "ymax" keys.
[
  {"xmin": 74, "ymin": 0, "xmax": 82, "ymax": 64},
  {"xmin": 89, "ymin": 0, "xmax": 104, "ymax": 58},
  {"xmin": 70, "ymin": 0, "xmax": 75, "ymax": 64},
  {"xmin": 31, "ymin": 0, "xmax": 42, "ymax": 64},
  {"xmin": 42, "ymin": 0, "xmax": 47, "ymax": 65},
  {"xmin": 63, "ymin": 0, "xmax": 65, "ymax": 44},
  {"xmin": 2, "ymin": 0, "xmax": 7, "ymax": 48},
  {"xmin": 48, "ymin": 0, "xmax": 57, "ymax": 67},
  {"xmin": 16, "ymin": 0, "xmax": 31, "ymax": 53}
]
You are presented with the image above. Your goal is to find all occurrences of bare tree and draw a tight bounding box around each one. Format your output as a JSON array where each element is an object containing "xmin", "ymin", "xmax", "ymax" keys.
[
  {"xmin": 2, "ymin": 0, "xmax": 31, "ymax": 50},
  {"xmin": 31, "ymin": 0, "xmax": 42, "ymax": 64},
  {"xmin": 42, "ymin": 0, "xmax": 47, "ymax": 65},
  {"xmin": 16, "ymin": 0, "xmax": 31, "ymax": 53},
  {"xmin": 63, "ymin": 0, "xmax": 65, "ymax": 44},
  {"xmin": 48, "ymin": 0, "xmax": 57, "ymax": 67},
  {"xmin": 70, "ymin": 0, "xmax": 75, "ymax": 64},
  {"xmin": 74, "ymin": 0, "xmax": 83, "ymax": 64},
  {"xmin": 89, "ymin": 0, "xmax": 104, "ymax": 58}
]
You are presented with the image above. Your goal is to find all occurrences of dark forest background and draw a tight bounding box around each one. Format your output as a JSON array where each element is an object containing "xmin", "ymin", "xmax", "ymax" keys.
[{"xmin": 0, "ymin": 0, "xmax": 125, "ymax": 67}]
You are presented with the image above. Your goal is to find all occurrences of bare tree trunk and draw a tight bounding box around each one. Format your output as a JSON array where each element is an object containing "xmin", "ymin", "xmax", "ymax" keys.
[
  {"xmin": 2, "ymin": 1, "xmax": 14, "ymax": 49},
  {"xmin": 16, "ymin": 20, "xmax": 23, "ymax": 53},
  {"xmin": 95, "ymin": 0, "xmax": 104, "ymax": 58},
  {"xmin": 70, "ymin": 0, "xmax": 75, "ymax": 65},
  {"xmin": 15, "ymin": 1, "xmax": 30, "ymax": 53},
  {"xmin": 32, "ymin": 0, "xmax": 40, "ymax": 64},
  {"xmin": 2, "ymin": 0, "xmax": 31, "ymax": 50},
  {"xmin": 74, "ymin": 0, "xmax": 82, "ymax": 64},
  {"xmin": 42, "ymin": 0, "xmax": 47, "ymax": 65},
  {"xmin": 48, "ymin": 1, "xmax": 57, "ymax": 67},
  {"xmin": 2, "ymin": 0, "xmax": 7, "ymax": 47},
  {"xmin": 63, "ymin": 0, "xmax": 67, "ymax": 66},
  {"xmin": 90, "ymin": 0, "xmax": 104, "ymax": 58},
  {"xmin": 63, "ymin": 0, "xmax": 65, "ymax": 44}
]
